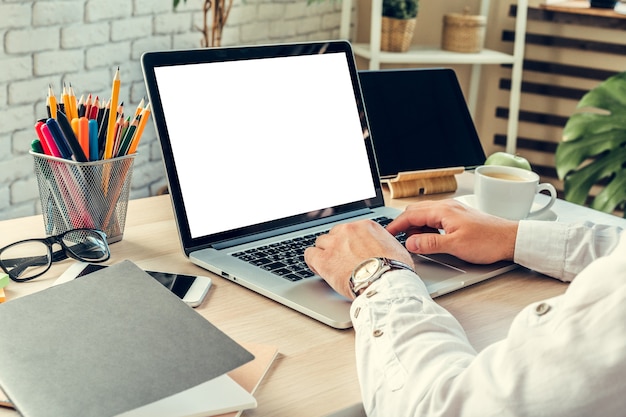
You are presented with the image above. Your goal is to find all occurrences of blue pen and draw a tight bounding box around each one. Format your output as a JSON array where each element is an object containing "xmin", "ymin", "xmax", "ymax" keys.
[
  {"xmin": 45, "ymin": 118, "xmax": 72, "ymax": 159},
  {"xmin": 56, "ymin": 111, "xmax": 88, "ymax": 162},
  {"xmin": 88, "ymin": 119, "xmax": 99, "ymax": 161}
]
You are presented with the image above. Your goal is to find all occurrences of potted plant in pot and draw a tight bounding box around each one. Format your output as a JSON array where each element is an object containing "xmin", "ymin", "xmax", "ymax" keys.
[
  {"xmin": 308, "ymin": 0, "xmax": 419, "ymax": 52},
  {"xmin": 555, "ymin": 71, "xmax": 626, "ymax": 217},
  {"xmin": 380, "ymin": 0, "xmax": 419, "ymax": 52}
]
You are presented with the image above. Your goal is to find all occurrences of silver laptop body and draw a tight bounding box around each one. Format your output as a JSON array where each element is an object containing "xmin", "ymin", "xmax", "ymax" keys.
[{"xmin": 141, "ymin": 41, "xmax": 515, "ymax": 329}]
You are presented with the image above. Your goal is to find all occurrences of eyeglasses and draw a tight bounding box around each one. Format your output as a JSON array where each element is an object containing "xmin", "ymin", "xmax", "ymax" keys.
[{"xmin": 0, "ymin": 228, "xmax": 110, "ymax": 282}]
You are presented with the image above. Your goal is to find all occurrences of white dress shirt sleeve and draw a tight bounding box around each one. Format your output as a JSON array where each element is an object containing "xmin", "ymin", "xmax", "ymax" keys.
[
  {"xmin": 353, "ymin": 229, "xmax": 626, "ymax": 417},
  {"xmin": 514, "ymin": 221, "xmax": 623, "ymax": 281}
]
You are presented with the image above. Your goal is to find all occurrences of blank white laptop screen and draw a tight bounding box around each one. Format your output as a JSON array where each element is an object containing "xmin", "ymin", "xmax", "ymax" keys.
[{"xmin": 154, "ymin": 53, "xmax": 376, "ymax": 239}]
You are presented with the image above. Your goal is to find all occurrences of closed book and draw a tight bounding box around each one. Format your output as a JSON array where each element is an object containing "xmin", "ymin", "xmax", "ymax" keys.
[{"xmin": 0, "ymin": 260, "xmax": 253, "ymax": 417}]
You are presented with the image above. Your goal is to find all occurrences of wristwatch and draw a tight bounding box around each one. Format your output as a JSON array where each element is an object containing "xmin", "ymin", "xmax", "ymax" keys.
[{"xmin": 349, "ymin": 257, "xmax": 414, "ymax": 297}]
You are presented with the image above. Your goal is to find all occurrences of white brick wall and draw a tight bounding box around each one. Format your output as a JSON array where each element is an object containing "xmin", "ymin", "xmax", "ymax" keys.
[{"xmin": 0, "ymin": 0, "xmax": 341, "ymax": 221}]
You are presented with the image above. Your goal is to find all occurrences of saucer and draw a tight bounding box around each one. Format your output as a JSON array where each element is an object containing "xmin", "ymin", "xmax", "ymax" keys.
[{"xmin": 454, "ymin": 195, "xmax": 558, "ymax": 221}]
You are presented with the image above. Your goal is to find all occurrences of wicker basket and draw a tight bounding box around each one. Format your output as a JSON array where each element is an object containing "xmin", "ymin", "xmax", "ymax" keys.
[
  {"xmin": 381, "ymin": 16, "xmax": 417, "ymax": 53},
  {"xmin": 442, "ymin": 11, "xmax": 486, "ymax": 53}
]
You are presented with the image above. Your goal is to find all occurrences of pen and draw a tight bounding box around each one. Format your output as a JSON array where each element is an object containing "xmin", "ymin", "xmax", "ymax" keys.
[
  {"xmin": 71, "ymin": 117, "xmax": 79, "ymax": 138},
  {"xmin": 34, "ymin": 120, "xmax": 53, "ymax": 156},
  {"xmin": 31, "ymin": 139, "xmax": 44, "ymax": 154},
  {"xmin": 56, "ymin": 111, "xmax": 88, "ymax": 162},
  {"xmin": 47, "ymin": 85, "xmax": 57, "ymax": 119},
  {"xmin": 39, "ymin": 123, "xmax": 63, "ymax": 158},
  {"xmin": 45, "ymin": 118, "xmax": 72, "ymax": 159},
  {"xmin": 78, "ymin": 117, "xmax": 90, "ymax": 159},
  {"xmin": 88, "ymin": 119, "xmax": 99, "ymax": 161},
  {"xmin": 104, "ymin": 67, "xmax": 120, "ymax": 159}
]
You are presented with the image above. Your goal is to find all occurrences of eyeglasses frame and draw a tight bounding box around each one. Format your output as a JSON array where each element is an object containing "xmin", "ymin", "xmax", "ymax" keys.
[{"xmin": 0, "ymin": 228, "xmax": 110, "ymax": 282}]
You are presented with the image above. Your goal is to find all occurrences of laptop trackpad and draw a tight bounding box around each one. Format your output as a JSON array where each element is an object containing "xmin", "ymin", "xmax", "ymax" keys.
[{"xmin": 412, "ymin": 253, "xmax": 466, "ymax": 287}]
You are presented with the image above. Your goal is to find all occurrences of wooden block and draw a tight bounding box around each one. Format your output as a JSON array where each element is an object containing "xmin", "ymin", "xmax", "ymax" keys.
[{"xmin": 386, "ymin": 167, "xmax": 464, "ymax": 199}]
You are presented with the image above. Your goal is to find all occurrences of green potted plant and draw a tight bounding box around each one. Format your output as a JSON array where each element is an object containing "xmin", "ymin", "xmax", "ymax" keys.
[
  {"xmin": 380, "ymin": 0, "xmax": 419, "ymax": 52},
  {"xmin": 555, "ymin": 71, "xmax": 626, "ymax": 217},
  {"xmin": 308, "ymin": 0, "xmax": 419, "ymax": 52},
  {"xmin": 382, "ymin": 0, "xmax": 419, "ymax": 19}
]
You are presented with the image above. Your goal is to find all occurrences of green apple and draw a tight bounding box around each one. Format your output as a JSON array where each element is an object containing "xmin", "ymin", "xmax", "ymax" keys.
[{"xmin": 484, "ymin": 152, "xmax": 531, "ymax": 171}]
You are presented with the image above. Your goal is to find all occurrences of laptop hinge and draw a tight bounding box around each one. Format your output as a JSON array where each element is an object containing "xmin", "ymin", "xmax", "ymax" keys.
[{"xmin": 212, "ymin": 208, "xmax": 373, "ymax": 250}]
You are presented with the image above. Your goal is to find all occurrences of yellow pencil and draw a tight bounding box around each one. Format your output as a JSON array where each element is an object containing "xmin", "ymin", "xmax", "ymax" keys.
[
  {"xmin": 47, "ymin": 85, "xmax": 57, "ymax": 119},
  {"xmin": 104, "ymin": 67, "xmax": 120, "ymax": 159},
  {"xmin": 133, "ymin": 98, "xmax": 144, "ymax": 119},
  {"xmin": 62, "ymin": 83, "xmax": 71, "ymax": 117},
  {"xmin": 69, "ymin": 83, "xmax": 78, "ymax": 120},
  {"xmin": 128, "ymin": 102, "xmax": 150, "ymax": 155}
]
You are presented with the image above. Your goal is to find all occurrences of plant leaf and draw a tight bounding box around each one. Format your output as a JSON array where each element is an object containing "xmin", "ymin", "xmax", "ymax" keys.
[
  {"xmin": 578, "ymin": 72, "xmax": 626, "ymax": 114},
  {"xmin": 562, "ymin": 154, "xmax": 607, "ymax": 205},
  {"xmin": 591, "ymin": 165, "xmax": 626, "ymax": 213},
  {"xmin": 382, "ymin": 0, "xmax": 419, "ymax": 19},
  {"xmin": 556, "ymin": 123, "xmax": 626, "ymax": 179},
  {"xmin": 173, "ymin": 0, "xmax": 187, "ymax": 10},
  {"xmin": 555, "ymin": 71, "xmax": 626, "ymax": 215}
]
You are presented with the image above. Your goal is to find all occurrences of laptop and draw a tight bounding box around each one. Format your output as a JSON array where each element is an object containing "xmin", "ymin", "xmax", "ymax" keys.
[
  {"xmin": 141, "ymin": 41, "xmax": 516, "ymax": 330},
  {"xmin": 358, "ymin": 68, "xmax": 486, "ymax": 179}
]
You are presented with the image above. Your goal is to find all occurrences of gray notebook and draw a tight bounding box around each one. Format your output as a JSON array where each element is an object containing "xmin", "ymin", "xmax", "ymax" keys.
[{"xmin": 0, "ymin": 260, "xmax": 253, "ymax": 417}]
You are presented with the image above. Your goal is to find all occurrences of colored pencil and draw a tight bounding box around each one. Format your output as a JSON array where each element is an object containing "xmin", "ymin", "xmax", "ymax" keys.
[{"xmin": 104, "ymin": 67, "xmax": 120, "ymax": 159}]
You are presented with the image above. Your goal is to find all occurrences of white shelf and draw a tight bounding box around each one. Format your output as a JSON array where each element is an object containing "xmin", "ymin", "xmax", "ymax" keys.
[
  {"xmin": 342, "ymin": 0, "xmax": 528, "ymax": 154},
  {"xmin": 351, "ymin": 44, "xmax": 518, "ymax": 65}
]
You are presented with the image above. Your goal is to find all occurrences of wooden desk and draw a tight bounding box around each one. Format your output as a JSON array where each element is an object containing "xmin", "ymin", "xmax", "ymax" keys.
[{"xmin": 1, "ymin": 172, "xmax": 607, "ymax": 417}]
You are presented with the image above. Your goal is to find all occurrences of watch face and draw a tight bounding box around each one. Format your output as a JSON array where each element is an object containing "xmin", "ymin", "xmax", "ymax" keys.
[{"xmin": 353, "ymin": 258, "xmax": 382, "ymax": 283}]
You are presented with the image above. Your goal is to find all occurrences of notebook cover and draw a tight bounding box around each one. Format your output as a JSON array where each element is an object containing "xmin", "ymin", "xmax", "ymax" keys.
[{"xmin": 0, "ymin": 260, "xmax": 253, "ymax": 417}]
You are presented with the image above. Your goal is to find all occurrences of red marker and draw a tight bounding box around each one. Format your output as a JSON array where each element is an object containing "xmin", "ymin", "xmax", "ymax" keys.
[
  {"xmin": 34, "ymin": 121, "xmax": 52, "ymax": 155},
  {"xmin": 37, "ymin": 123, "xmax": 62, "ymax": 158}
]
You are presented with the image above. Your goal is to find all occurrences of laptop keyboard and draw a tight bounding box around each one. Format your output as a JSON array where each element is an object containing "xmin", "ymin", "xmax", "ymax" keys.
[{"xmin": 232, "ymin": 216, "xmax": 407, "ymax": 282}]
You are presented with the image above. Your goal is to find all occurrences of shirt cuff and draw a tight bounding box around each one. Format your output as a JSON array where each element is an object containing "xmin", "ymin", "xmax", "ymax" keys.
[
  {"xmin": 514, "ymin": 220, "xmax": 569, "ymax": 281},
  {"xmin": 350, "ymin": 269, "xmax": 430, "ymax": 325}
]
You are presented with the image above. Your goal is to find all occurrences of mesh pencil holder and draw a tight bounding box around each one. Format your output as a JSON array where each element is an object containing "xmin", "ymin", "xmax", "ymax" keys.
[{"xmin": 31, "ymin": 151, "xmax": 136, "ymax": 243}]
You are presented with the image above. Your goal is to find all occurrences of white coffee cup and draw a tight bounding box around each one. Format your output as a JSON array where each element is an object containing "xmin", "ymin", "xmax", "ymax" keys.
[{"xmin": 474, "ymin": 165, "xmax": 557, "ymax": 220}]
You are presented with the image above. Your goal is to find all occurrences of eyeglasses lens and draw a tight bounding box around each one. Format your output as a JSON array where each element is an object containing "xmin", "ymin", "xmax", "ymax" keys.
[
  {"xmin": 62, "ymin": 229, "xmax": 109, "ymax": 261},
  {"xmin": 0, "ymin": 241, "xmax": 51, "ymax": 280}
]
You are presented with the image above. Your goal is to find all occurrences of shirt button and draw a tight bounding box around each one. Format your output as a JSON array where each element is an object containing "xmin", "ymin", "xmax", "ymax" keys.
[
  {"xmin": 353, "ymin": 306, "xmax": 361, "ymax": 318},
  {"xmin": 373, "ymin": 329, "xmax": 383, "ymax": 337},
  {"xmin": 365, "ymin": 290, "xmax": 377, "ymax": 298},
  {"xmin": 535, "ymin": 303, "xmax": 551, "ymax": 316}
]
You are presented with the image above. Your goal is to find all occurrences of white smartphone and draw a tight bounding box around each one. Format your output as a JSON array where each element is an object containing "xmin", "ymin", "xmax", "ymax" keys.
[{"xmin": 56, "ymin": 262, "xmax": 212, "ymax": 307}]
